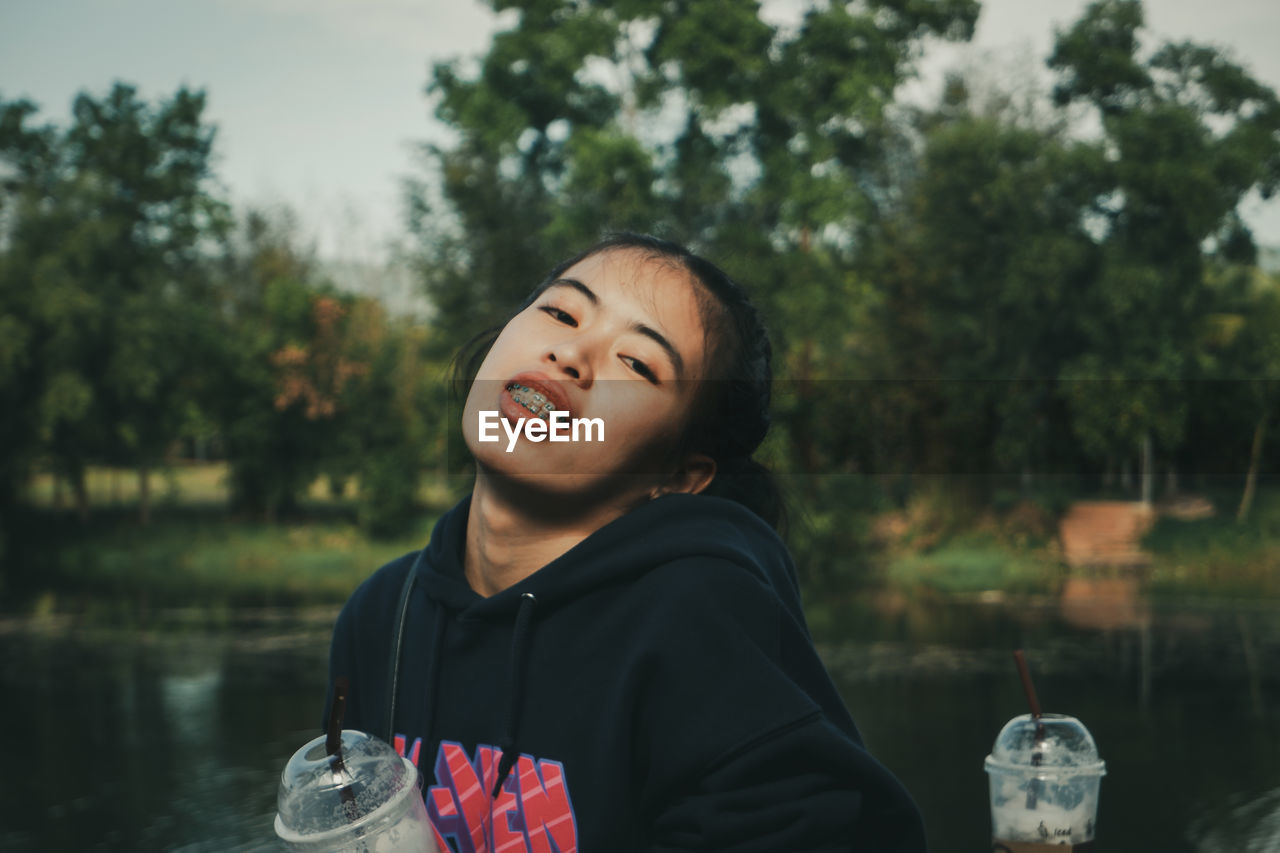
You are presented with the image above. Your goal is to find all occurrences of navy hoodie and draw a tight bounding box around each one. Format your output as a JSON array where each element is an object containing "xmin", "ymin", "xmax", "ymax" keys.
[{"xmin": 325, "ymin": 492, "xmax": 926, "ymax": 852}]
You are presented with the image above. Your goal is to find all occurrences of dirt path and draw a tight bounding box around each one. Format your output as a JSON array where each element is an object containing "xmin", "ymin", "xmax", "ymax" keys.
[{"xmin": 1058, "ymin": 501, "xmax": 1156, "ymax": 568}]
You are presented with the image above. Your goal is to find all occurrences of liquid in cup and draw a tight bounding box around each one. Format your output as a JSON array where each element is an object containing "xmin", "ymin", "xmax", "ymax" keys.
[
  {"xmin": 275, "ymin": 729, "xmax": 439, "ymax": 852},
  {"xmin": 984, "ymin": 713, "xmax": 1105, "ymax": 851}
]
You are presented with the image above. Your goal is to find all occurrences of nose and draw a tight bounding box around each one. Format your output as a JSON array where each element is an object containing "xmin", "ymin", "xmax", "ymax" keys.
[{"xmin": 545, "ymin": 336, "xmax": 595, "ymax": 385}]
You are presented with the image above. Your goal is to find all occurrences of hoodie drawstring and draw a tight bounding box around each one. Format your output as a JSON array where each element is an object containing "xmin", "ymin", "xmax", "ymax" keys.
[
  {"xmin": 385, "ymin": 552, "xmax": 448, "ymax": 766},
  {"xmin": 420, "ymin": 601, "xmax": 447, "ymax": 758},
  {"xmin": 492, "ymin": 591, "xmax": 538, "ymax": 798},
  {"xmin": 385, "ymin": 555, "xmax": 420, "ymax": 742}
]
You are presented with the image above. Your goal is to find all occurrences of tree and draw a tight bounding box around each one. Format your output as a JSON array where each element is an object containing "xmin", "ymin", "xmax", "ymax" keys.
[
  {"xmin": 854, "ymin": 72, "xmax": 1107, "ymax": 492},
  {"xmin": 1190, "ymin": 264, "xmax": 1280, "ymax": 521},
  {"xmin": 0, "ymin": 83, "xmax": 229, "ymax": 523},
  {"xmin": 1049, "ymin": 0, "xmax": 1280, "ymax": 498},
  {"xmin": 207, "ymin": 207, "xmax": 442, "ymax": 533},
  {"xmin": 208, "ymin": 209, "xmax": 339, "ymax": 520},
  {"xmin": 409, "ymin": 0, "xmax": 980, "ymax": 486},
  {"xmin": 0, "ymin": 96, "xmax": 61, "ymax": 520},
  {"xmin": 340, "ymin": 298, "xmax": 440, "ymax": 537}
]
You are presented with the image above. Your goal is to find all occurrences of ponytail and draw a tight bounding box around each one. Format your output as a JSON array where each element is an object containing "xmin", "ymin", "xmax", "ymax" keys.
[{"xmin": 701, "ymin": 455, "xmax": 786, "ymax": 533}]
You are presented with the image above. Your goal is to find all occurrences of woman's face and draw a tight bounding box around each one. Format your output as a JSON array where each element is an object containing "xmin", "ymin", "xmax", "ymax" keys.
[{"xmin": 461, "ymin": 248, "xmax": 712, "ymax": 503}]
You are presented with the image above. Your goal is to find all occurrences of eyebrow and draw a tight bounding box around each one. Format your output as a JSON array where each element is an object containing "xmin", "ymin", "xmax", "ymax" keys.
[
  {"xmin": 545, "ymin": 278, "xmax": 686, "ymax": 378},
  {"xmin": 547, "ymin": 277, "xmax": 598, "ymax": 305}
]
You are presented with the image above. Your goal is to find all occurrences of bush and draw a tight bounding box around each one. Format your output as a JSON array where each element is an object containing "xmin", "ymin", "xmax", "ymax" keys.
[{"xmin": 358, "ymin": 449, "xmax": 423, "ymax": 539}]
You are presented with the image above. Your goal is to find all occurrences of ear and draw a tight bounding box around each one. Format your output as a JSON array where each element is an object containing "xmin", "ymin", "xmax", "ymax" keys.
[{"xmin": 659, "ymin": 453, "xmax": 716, "ymax": 497}]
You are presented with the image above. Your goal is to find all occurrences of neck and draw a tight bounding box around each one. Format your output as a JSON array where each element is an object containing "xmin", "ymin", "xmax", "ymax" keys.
[{"xmin": 464, "ymin": 471, "xmax": 632, "ymax": 597}]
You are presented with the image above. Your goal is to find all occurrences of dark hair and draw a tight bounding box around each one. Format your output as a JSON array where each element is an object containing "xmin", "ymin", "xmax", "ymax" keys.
[{"xmin": 454, "ymin": 232, "xmax": 783, "ymax": 530}]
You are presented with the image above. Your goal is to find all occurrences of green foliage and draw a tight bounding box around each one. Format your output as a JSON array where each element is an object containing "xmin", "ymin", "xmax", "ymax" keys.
[
  {"xmin": 783, "ymin": 474, "xmax": 889, "ymax": 595},
  {"xmin": 855, "ymin": 0, "xmax": 1280, "ymax": 496},
  {"xmin": 9, "ymin": 509, "xmax": 438, "ymax": 609},
  {"xmin": 1049, "ymin": 0, "xmax": 1152, "ymax": 112},
  {"xmin": 864, "ymin": 109, "xmax": 1105, "ymax": 480},
  {"xmin": 210, "ymin": 227, "xmax": 331, "ymax": 519},
  {"xmin": 7, "ymin": 2, "xmax": 1280, "ymax": 602},
  {"xmin": 204, "ymin": 212, "xmax": 443, "ymax": 535},
  {"xmin": 1144, "ymin": 485, "xmax": 1280, "ymax": 598},
  {"xmin": 884, "ymin": 541, "xmax": 1059, "ymax": 596},
  {"xmin": 1046, "ymin": 0, "xmax": 1280, "ymax": 480},
  {"xmin": 398, "ymin": 0, "xmax": 1280, "ymax": 596},
  {"xmin": 342, "ymin": 302, "xmax": 440, "ymax": 538},
  {"xmin": 411, "ymin": 0, "xmax": 981, "ymax": 358},
  {"xmin": 0, "ymin": 84, "xmax": 229, "ymax": 524},
  {"xmin": 0, "ymin": 95, "xmax": 442, "ymax": 539}
]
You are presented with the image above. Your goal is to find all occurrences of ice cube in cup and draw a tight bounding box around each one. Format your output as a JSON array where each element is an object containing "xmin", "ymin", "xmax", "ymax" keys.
[
  {"xmin": 275, "ymin": 729, "xmax": 438, "ymax": 852},
  {"xmin": 984, "ymin": 713, "xmax": 1106, "ymax": 848}
]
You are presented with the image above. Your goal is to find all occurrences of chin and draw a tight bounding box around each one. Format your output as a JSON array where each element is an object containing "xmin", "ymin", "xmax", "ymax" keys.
[{"xmin": 470, "ymin": 442, "xmax": 658, "ymax": 514}]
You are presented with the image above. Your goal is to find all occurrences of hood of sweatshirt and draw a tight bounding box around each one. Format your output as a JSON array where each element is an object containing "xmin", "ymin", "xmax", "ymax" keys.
[
  {"xmin": 398, "ymin": 491, "xmax": 812, "ymax": 795},
  {"xmin": 415, "ymin": 491, "xmax": 804, "ymax": 624}
]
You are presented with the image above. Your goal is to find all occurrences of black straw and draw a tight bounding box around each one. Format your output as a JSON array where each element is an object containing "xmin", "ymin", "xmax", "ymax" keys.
[
  {"xmin": 1013, "ymin": 650, "xmax": 1043, "ymax": 721},
  {"xmin": 326, "ymin": 677, "xmax": 349, "ymax": 756},
  {"xmin": 325, "ymin": 677, "xmax": 358, "ymax": 814},
  {"xmin": 1013, "ymin": 650, "xmax": 1047, "ymax": 809}
]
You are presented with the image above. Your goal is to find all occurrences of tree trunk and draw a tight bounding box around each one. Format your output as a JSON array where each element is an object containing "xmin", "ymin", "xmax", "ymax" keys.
[
  {"xmin": 1140, "ymin": 432, "xmax": 1153, "ymax": 506},
  {"xmin": 1165, "ymin": 462, "xmax": 1178, "ymax": 497},
  {"xmin": 1120, "ymin": 456, "xmax": 1133, "ymax": 492},
  {"xmin": 138, "ymin": 461, "xmax": 151, "ymax": 526},
  {"xmin": 791, "ymin": 338, "xmax": 817, "ymax": 474},
  {"xmin": 71, "ymin": 467, "xmax": 90, "ymax": 523},
  {"xmin": 1237, "ymin": 412, "xmax": 1268, "ymax": 523}
]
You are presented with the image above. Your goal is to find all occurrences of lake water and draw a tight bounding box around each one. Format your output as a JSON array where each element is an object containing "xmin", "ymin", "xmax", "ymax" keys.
[{"xmin": 0, "ymin": 594, "xmax": 1276, "ymax": 852}]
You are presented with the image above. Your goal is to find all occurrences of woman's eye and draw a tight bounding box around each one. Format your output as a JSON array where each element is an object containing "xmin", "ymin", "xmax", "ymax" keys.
[
  {"xmin": 540, "ymin": 306, "xmax": 577, "ymax": 327},
  {"xmin": 623, "ymin": 356, "xmax": 657, "ymax": 383}
]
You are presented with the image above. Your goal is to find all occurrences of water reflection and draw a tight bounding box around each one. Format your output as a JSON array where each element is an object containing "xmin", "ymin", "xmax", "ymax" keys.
[
  {"xmin": 0, "ymin": 597, "xmax": 1276, "ymax": 852},
  {"xmin": 1059, "ymin": 576, "xmax": 1147, "ymax": 632},
  {"xmin": 0, "ymin": 619, "xmax": 327, "ymax": 852},
  {"xmin": 818, "ymin": 594, "xmax": 1280, "ymax": 853},
  {"xmin": 1189, "ymin": 786, "xmax": 1280, "ymax": 853}
]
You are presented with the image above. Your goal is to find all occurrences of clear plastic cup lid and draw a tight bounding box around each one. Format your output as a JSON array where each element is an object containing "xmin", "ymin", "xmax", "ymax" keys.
[
  {"xmin": 277, "ymin": 729, "xmax": 416, "ymax": 836},
  {"xmin": 984, "ymin": 713, "xmax": 1106, "ymax": 775}
]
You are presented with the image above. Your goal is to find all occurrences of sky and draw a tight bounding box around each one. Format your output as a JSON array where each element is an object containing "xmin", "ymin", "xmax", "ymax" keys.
[{"xmin": 2, "ymin": 0, "xmax": 1278, "ymax": 259}]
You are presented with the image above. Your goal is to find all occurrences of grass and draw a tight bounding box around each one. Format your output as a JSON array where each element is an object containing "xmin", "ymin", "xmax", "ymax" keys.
[
  {"xmin": 64, "ymin": 517, "xmax": 434, "ymax": 603},
  {"xmin": 4, "ymin": 462, "xmax": 460, "ymax": 618},
  {"xmin": 1144, "ymin": 487, "xmax": 1280, "ymax": 599},
  {"xmin": 27, "ymin": 463, "xmax": 235, "ymax": 507},
  {"xmin": 846, "ymin": 484, "xmax": 1066, "ymax": 598},
  {"xmin": 23, "ymin": 462, "xmax": 457, "ymax": 509},
  {"xmin": 858, "ymin": 480, "xmax": 1280, "ymax": 602},
  {"xmin": 6, "ymin": 465, "xmax": 1279, "ymax": 619},
  {"xmin": 4, "ymin": 510, "xmax": 440, "ymax": 618},
  {"xmin": 883, "ymin": 536, "xmax": 1064, "ymax": 596}
]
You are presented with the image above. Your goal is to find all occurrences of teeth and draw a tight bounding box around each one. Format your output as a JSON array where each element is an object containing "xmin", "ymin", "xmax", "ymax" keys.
[{"xmin": 506, "ymin": 383, "xmax": 555, "ymax": 419}]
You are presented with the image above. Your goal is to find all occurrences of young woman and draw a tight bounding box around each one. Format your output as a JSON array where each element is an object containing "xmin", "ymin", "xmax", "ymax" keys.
[{"xmin": 324, "ymin": 234, "xmax": 926, "ymax": 852}]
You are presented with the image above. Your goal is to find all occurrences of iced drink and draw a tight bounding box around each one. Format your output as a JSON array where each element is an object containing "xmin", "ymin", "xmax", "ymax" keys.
[
  {"xmin": 275, "ymin": 729, "xmax": 439, "ymax": 852},
  {"xmin": 984, "ymin": 713, "xmax": 1105, "ymax": 851}
]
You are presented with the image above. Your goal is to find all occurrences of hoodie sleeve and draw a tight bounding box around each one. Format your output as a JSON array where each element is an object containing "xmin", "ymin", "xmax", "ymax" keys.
[
  {"xmin": 633, "ymin": 557, "xmax": 927, "ymax": 853},
  {"xmin": 649, "ymin": 713, "xmax": 927, "ymax": 852}
]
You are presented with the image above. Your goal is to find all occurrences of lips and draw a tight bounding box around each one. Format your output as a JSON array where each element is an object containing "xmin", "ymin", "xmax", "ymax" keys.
[{"xmin": 500, "ymin": 372, "xmax": 572, "ymax": 422}]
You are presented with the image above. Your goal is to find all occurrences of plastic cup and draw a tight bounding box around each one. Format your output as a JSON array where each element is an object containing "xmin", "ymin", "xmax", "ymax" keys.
[
  {"xmin": 275, "ymin": 729, "xmax": 438, "ymax": 852},
  {"xmin": 984, "ymin": 713, "xmax": 1106, "ymax": 851}
]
